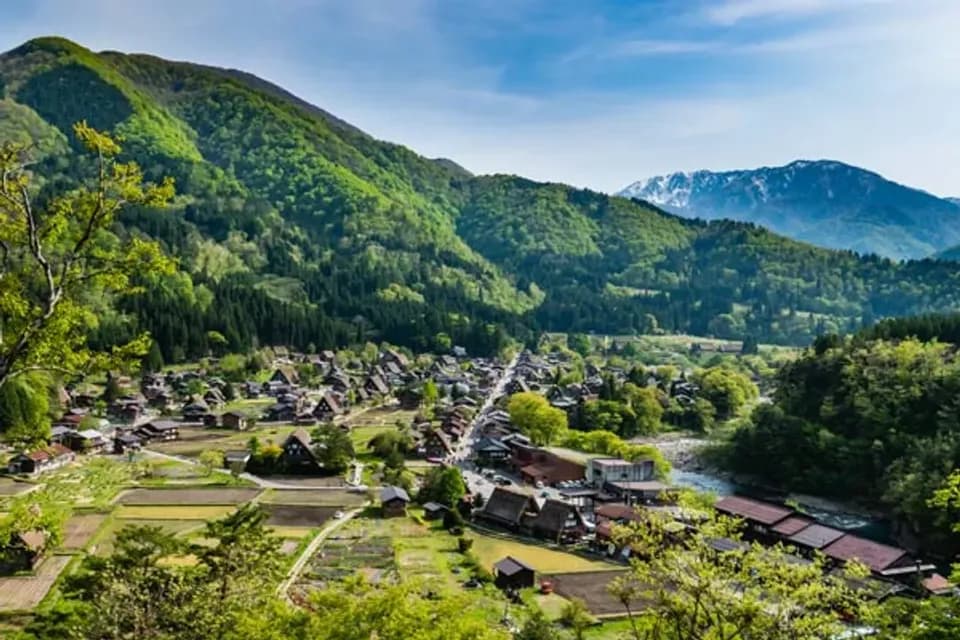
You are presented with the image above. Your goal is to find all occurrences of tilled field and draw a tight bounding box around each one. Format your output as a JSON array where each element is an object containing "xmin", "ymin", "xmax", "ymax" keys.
[
  {"xmin": 117, "ymin": 488, "xmax": 261, "ymax": 505},
  {"xmin": 544, "ymin": 570, "xmax": 632, "ymax": 617}
]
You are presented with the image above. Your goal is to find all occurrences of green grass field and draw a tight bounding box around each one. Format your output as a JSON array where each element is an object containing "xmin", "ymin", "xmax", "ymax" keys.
[{"xmin": 468, "ymin": 533, "xmax": 617, "ymax": 574}]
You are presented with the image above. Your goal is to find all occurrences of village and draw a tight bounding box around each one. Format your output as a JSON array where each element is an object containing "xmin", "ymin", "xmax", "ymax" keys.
[{"xmin": 0, "ymin": 339, "xmax": 954, "ymax": 637}]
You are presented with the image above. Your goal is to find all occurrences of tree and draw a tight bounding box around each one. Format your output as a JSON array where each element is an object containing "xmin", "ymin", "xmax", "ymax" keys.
[
  {"xmin": 567, "ymin": 333, "xmax": 591, "ymax": 357},
  {"xmin": 142, "ymin": 340, "xmax": 164, "ymax": 373},
  {"xmin": 507, "ymin": 392, "xmax": 568, "ymax": 446},
  {"xmin": 418, "ymin": 466, "xmax": 466, "ymax": 507},
  {"xmin": 368, "ymin": 430, "xmax": 412, "ymax": 459},
  {"xmin": 0, "ymin": 371, "xmax": 52, "ymax": 446},
  {"xmin": 422, "ymin": 378, "xmax": 439, "ymax": 408},
  {"xmin": 0, "ymin": 123, "xmax": 173, "ymax": 391},
  {"xmin": 693, "ymin": 366, "xmax": 758, "ymax": 420},
  {"xmin": 198, "ymin": 449, "xmax": 224, "ymax": 476},
  {"xmin": 559, "ymin": 598, "xmax": 592, "ymax": 640},
  {"xmin": 312, "ymin": 423, "xmax": 355, "ymax": 474},
  {"xmin": 515, "ymin": 609, "xmax": 562, "ymax": 640},
  {"xmin": 610, "ymin": 511, "xmax": 874, "ymax": 640},
  {"xmin": 622, "ymin": 383, "xmax": 663, "ymax": 435}
]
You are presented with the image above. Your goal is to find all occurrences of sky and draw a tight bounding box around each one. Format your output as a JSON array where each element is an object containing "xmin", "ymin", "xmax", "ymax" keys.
[{"xmin": 2, "ymin": 0, "xmax": 959, "ymax": 195}]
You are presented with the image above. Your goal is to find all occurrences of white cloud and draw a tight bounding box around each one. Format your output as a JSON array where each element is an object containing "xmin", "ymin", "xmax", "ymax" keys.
[{"xmin": 703, "ymin": 0, "xmax": 891, "ymax": 26}]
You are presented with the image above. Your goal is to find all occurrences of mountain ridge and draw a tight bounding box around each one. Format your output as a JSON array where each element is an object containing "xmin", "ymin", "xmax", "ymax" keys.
[
  {"xmin": 620, "ymin": 160, "xmax": 960, "ymax": 259},
  {"xmin": 3, "ymin": 36, "xmax": 960, "ymax": 360}
]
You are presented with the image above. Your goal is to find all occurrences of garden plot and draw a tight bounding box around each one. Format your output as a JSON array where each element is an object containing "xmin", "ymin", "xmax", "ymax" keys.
[
  {"xmin": 543, "ymin": 570, "xmax": 632, "ymax": 617},
  {"xmin": 114, "ymin": 505, "xmax": 237, "ymax": 520},
  {"xmin": 61, "ymin": 513, "xmax": 108, "ymax": 550},
  {"xmin": 0, "ymin": 480, "xmax": 37, "ymax": 497},
  {"xmin": 0, "ymin": 555, "xmax": 72, "ymax": 612},
  {"xmin": 118, "ymin": 487, "xmax": 260, "ymax": 505},
  {"xmin": 264, "ymin": 504, "xmax": 338, "ymax": 527},
  {"xmin": 261, "ymin": 489, "xmax": 366, "ymax": 507}
]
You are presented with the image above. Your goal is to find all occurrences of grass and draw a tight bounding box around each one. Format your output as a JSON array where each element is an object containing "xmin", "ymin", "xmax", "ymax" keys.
[
  {"xmin": 90, "ymin": 518, "xmax": 207, "ymax": 555},
  {"xmin": 348, "ymin": 425, "xmax": 397, "ymax": 451},
  {"xmin": 468, "ymin": 532, "xmax": 618, "ymax": 574},
  {"xmin": 113, "ymin": 505, "xmax": 237, "ymax": 520},
  {"xmin": 268, "ymin": 526, "xmax": 320, "ymax": 539},
  {"xmin": 260, "ymin": 489, "xmax": 367, "ymax": 507}
]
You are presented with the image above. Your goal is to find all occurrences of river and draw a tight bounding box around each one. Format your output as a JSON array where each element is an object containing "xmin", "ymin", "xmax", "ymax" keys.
[{"xmin": 669, "ymin": 468, "xmax": 896, "ymax": 544}]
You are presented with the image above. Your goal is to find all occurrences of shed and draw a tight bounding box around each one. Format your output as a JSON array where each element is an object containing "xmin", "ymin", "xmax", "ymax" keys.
[
  {"xmin": 381, "ymin": 486, "xmax": 411, "ymax": 517},
  {"xmin": 422, "ymin": 502, "xmax": 447, "ymax": 520},
  {"xmin": 494, "ymin": 556, "xmax": 535, "ymax": 590}
]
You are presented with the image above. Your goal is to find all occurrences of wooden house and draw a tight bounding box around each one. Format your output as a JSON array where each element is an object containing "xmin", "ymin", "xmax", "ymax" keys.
[
  {"xmin": 313, "ymin": 393, "xmax": 342, "ymax": 421},
  {"xmin": 7, "ymin": 445, "xmax": 75, "ymax": 475},
  {"xmin": 479, "ymin": 487, "xmax": 538, "ymax": 531},
  {"xmin": 494, "ymin": 556, "xmax": 535, "ymax": 590},
  {"xmin": 279, "ymin": 428, "xmax": 320, "ymax": 473},
  {"xmin": 222, "ymin": 410, "xmax": 250, "ymax": 431}
]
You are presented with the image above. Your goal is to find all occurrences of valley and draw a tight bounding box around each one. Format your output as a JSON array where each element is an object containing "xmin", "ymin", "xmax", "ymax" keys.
[{"xmin": 1, "ymin": 26, "xmax": 960, "ymax": 640}]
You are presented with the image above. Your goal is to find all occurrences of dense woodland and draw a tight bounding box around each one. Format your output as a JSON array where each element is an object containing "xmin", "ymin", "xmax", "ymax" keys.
[
  {"xmin": 4, "ymin": 38, "xmax": 960, "ymax": 362},
  {"xmin": 727, "ymin": 316, "xmax": 960, "ymax": 551}
]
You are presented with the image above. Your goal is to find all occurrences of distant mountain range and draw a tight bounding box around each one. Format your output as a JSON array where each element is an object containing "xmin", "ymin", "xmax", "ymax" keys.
[{"xmin": 619, "ymin": 161, "xmax": 960, "ymax": 260}]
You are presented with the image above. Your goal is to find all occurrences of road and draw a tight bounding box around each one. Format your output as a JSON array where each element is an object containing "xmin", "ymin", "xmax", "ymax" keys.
[
  {"xmin": 446, "ymin": 353, "xmax": 547, "ymax": 503},
  {"xmin": 139, "ymin": 448, "xmax": 360, "ymax": 490},
  {"xmin": 276, "ymin": 506, "xmax": 365, "ymax": 600}
]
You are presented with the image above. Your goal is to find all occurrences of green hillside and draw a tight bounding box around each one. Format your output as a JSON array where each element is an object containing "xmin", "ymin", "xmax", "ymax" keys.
[{"xmin": 3, "ymin": 37, "xmax": 960, "ymax": 359}]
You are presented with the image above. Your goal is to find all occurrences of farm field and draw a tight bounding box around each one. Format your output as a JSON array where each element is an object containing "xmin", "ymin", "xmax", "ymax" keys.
[
  {"xmin": 260, "ymin": 489, "xmax": 367, "ymax": 507},
  {"xmin": 342, "ymin": 406, "xmax": 418, "ymax": 428},
  {"xmin": 60, "ymin": 513, "xmax": 108, "ymax": 550},
  {"xmin": 468, "ymin": 533, "xmax": 619, "ymax": 574},
  {"xmin": 91, "ymin": 518, "xmax": 208, "ymax": 556},
  {"xmin": 293, "ymin": 510, "xmax": 507, "ymax": 625},
  {"xmin": 544, "ymin": 570, "xmax": 632, "ymax": 617},
  {"xmin": 264, "ymin": 504, "xmax": 339, "ymax": 527},
  {"xmin": 0, "ymin": 555, "xmax": 72, "ymax": 612},
  {"xmin": 149, "ymin": 425, "xmax": 298, "ymax": 457},
  {"xmin": 117, "ymin": 487, "xmax": 261, "ymax": 505},
  {"xmin": 0, "ymin": 479, "xmax": 36, "ymax": 497},
  {"xmin": 114, "ymin": 505, "xmax": 238, "ymax": 520}
]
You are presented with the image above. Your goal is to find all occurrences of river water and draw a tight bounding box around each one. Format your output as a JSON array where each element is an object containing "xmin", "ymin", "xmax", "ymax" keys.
[{"xmin": 669, "ymin": 468, "xmax": 895, "ymax": 544}]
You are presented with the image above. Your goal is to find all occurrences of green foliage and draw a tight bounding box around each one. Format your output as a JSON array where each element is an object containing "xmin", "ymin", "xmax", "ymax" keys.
[
  {"xmin": 560, "ymin": 429, "xmax": 670, "ymax": 479},
  {"xmin": 611, "ymin": 511, "xmax": 876, "ymax": 640},
  {"xmin": 507, "ymin": 391, "xmax": 568, "ymax": 446},
  {"xmin": 417, "ymin": 466, "xmax": 466, "ymax": 507},
  {"xmin": 312, "ymin": 423, "xmax": 355, "ymax": 474},
  {"xmin": 0, "ymin": 371, "xmax": 52, "ymax": 446},
  {"xmin": 729, "ymin": 336, "xmax": 960, "ymax": 547},
  {"xmin": 692, "ymin": 366, "xmax": 758, "ymax": 420},
  {"xmin": 0, "ymin": 121, "xmax": 173, "ymax": 389},
  {"xmin": 6, "ymin": 38, "xmax": 960, "ymax": 363}
]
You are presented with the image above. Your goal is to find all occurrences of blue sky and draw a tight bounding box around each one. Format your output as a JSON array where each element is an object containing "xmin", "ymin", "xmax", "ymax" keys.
[{"xmin": 2, "ymin": 0, "xmax": 959, "ymax": 195}]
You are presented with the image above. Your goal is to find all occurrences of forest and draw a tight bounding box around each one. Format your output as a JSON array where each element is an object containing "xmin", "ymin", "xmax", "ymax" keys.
[
  {"xmin": 726, "ymin": 318, "xmax": 960, "ymax": 551},
  {"xmin": 5, "ymin": 37, "xmax": 960, "ymax": 362}
]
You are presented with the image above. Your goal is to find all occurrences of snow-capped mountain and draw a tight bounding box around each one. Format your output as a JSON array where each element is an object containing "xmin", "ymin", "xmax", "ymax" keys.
[{"xmin": 619, "ymin": 160, "xmax": 960, "ymax": 260}]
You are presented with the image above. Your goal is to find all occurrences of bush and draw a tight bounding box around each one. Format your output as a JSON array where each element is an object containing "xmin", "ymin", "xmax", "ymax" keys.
[{"xmin": 443, "ymin": 507, "xmax": 465, "ymax": 531}]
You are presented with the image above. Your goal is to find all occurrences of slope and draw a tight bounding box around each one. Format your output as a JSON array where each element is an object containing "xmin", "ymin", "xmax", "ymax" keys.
[{"xmin": 3, "ymin": 37, "xmax": 960, "ymax": 359}]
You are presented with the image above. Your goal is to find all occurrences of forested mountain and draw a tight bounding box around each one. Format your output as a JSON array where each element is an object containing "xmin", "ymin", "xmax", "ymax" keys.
[
  {"xmin": 728, "ymin": 315, "xmax": 960, "ymax": 551},
  {"xmin": 4, "ymin": 37, "xmax": 960, "ymax": 362},
  {"xmin": 620, "ymin": 160, "xmax": 960, "ymax": 259}
]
